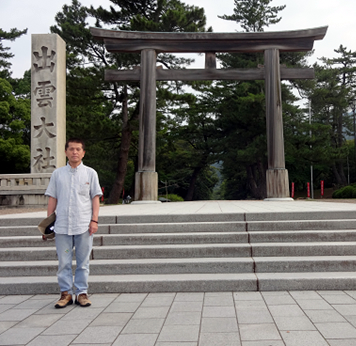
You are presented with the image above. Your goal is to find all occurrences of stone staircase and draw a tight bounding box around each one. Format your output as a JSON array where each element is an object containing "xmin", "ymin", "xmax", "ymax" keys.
[{"xmin": 1, "ymin": 210, "xmax": 356, "ymax": 294}]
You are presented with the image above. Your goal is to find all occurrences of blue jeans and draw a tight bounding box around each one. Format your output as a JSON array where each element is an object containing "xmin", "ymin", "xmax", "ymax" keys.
[{"xmin": 55, "ymin": 232, "xmax": 93, "ymax": 295}]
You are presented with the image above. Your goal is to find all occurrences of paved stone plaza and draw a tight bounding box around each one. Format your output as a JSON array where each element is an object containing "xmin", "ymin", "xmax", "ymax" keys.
[{"xmin": 2, "ymin": 290, "xmax": 356, "ymax": 345}]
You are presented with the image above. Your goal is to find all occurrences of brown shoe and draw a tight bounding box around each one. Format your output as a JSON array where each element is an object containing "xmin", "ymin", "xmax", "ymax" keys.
[
  {"xmin": 75, "ymin": 293, "xmax": 91, "ymax": 307},
  {"xmin": 54, "ymin": 291, "xmax": 73, "ymax": 309}
]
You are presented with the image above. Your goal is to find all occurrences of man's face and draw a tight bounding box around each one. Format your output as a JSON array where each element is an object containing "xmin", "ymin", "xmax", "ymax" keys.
[{"xmin": 65, "ymin": 142, "xmax": 85, "ymax": 166}]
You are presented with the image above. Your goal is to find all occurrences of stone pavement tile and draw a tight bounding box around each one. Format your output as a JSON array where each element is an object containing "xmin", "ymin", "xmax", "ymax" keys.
[
  {"xmin": 328, "ymin": 340, "xmax": 356, "ymax": 346},
  {"xmin": 268, "ymin": 305, "xmax": 305, "ymax": 317},
  {"xmin": 0, "ymin": 305, "xmax": 13, "ymax": 314},
  {"xmin": 27, "ymin": 334, "xmax": 76, "ymax": 346},
  {"xmin": 317, "ymin": 292, "xmax": 356, "ymax": 305},
  {"xmin": 199, "ymin": 332, "xmax": 241, "ymax": 346},
  {"xmin": 155, "ymin": 343, "xmax": 196, "ymax": 346},
  {"xmin": 72, "ymin": 326, "xmax": 122, "ymax": 344},
  {"xmin": 333, "ymin": 304, "xmax": 356, "ymax": 316},
  {"xmin": 165, "ymin": 311, "xmax": 201, "ymax": 325},
  {"xmin": 0, "ymin": 326, "xmax": 44, "ymax": 345},
  {"xmin": 88, "ymin": 293, "xmax": 118, "ymax": 307},
  {"xmin": 345, "ymin": 315, "xmax": 356, "ymax": 328},
  {"xmin": 235, "ymin": 301, "xmax": 267, "ymax": 309},
  {"xmin": 315, "ymin": 322, "xmax": 356, "ymax": 339},
  {"xmin": 60, "ymin": 307, "xmax": 104, "ymax": 321},
  {"xmin": 0, "ymin": 321, "xmax": 17, "ymax": 334},
  {"xmin": 35, "ymin": 302, "xmax": 76, "ymax": 315},
  {"xmin": 122, "ymin": 318, "xmax": 164, "ymax": 334},
  {"xmin": 112, "ymin": 333, "xmax": 157, "ymax": 346},
  {"xmin": 72, "ymin": 344, "xmax": 111, "ymax": 346},
  {"xmin": 203, "ymin": 306, "xmax": 236, "ymax": 318},
  {"xmin": 175, "ymin": 292, "xmax": 204, "ymax": 302},
  {"xmin": 241, "ymin": 341, "xmax": 285, "ymax": 346},
  {"xmin": 289, "ymin": 291, "xmax": 321, "ymax": 300},
  {"xmin": 14, "ymin": 298, "xmax": 54, "ymax": 310},
  {"xmin": 295, "ymin": 299, "xmax": 333, "ymax": 310},
  {"xmin": 239, "ymin": 323, "xmax": 281, "ymax": 341},
  {"xmin": 273, "ymin": 316, "xmax": 316, "ymax": 331},
  {"xmin": 170, "ymin": 301, "xmax": 203, "ymax": 312},
  {"xmin": 29, "ymin": 294, "xmax": 58, "ymax": 300},
  {"xmin": 233, "ymin": 292, "xmax": 263, "ymax": 301},
  {"xmin": 89, "ymin": 312, "xmax": 132, "ymax": 326},
  {"xmin": 236, "ymin": 308, "xmax": 274, "ymax": 324},
  {"xmin": 133, "ymin": 306, "xmax": 170, "ymax": 319},
  {"xmin": 113, "ymin": 293, "xmax": 147, "ymax": 303},
  {"xmin": 204, "ymin": 293, "xmax": 234, "ymax": 306},
  {"xmin": 148, "ymin": 292, "xmax": 176, "ymax": 298},
  {"xmin": 0, "ymin": 295, "xmax": 32, "ymax": 305},
  {"xmin": 42, "ymin": 319, "xmax": 91, "ymax": 335},
  {"xmin": 157, "ymin": 324, "xmax": 200, "ymax": 342},
  {"xmin": 304, "ymin": 309, "xmax": 346, "ymax": 323},
  {"xmin": 262, "ymin": 292, "xmax": 296, "ymax": 305},
  {"xmin": 345, "ymin": 291, "xmax": 356, "ymax": 300},
  {"xmin": 16, "ymin": 313, "xmax": 62, "ymax": 328},
  {"xmin": 280, "ymin": 330, "xmax": 329, "ymax": 346},
  {"xmin": 0, "ymin": 308, "xmax": 38, "ymax": 321},
  {"xmin": 141, "ymin": 296, "xmax": 175, "ymax": 307},
  {"xmin": 201, "ymin": 317, "xmax": 238, "ymax": 333},
  {"xmin": 104, "ymin": 301, "xmax": 142, "ymax": 313}
]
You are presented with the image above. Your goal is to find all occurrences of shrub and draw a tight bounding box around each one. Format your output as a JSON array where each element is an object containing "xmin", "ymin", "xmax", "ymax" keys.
[
  {"xmin": 332, "ymin": 185, "xmax": 356, "ymax": 199},
  {"xmin": 159, "ymin": 194, "xmax": 184, "ymax": 202}
]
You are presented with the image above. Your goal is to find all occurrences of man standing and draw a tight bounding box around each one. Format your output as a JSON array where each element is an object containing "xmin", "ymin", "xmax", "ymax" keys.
[{"xmin": 45, "ymin": 138, "xmax": 102, "ymax": 308}]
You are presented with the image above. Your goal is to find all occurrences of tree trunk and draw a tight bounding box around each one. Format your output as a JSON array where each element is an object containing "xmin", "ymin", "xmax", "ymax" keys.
[
  {"xmin": 185, "ymin": 166, "xmax": 202, "ymax": 201},
  {"xmin": 332, "ymin": 163, "xmax": 344, "ymax": 186},
  {"xmin": 107, "ymin": 92, "xmax": 139, "ymax": 204}
]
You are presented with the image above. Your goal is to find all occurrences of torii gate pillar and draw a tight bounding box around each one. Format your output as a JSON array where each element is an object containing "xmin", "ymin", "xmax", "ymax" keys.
[
  {"xmin": 265, "ymin": 49, "xmax": 291, "ymax": 200},
  {"xmin": 134, "ymin": 49, "xmax": 159, "ymax": 202}
]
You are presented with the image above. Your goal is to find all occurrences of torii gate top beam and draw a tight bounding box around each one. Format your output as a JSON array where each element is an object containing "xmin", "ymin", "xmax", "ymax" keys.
[{"xmin": 90, "ymin": 26, "xmax": 327, "ymax": 54}]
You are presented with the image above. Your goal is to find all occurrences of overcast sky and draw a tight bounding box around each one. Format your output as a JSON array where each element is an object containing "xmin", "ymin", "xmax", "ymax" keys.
[{"xmin": 1, "ymin": 0, "xmax": 356, "ymax": 78}]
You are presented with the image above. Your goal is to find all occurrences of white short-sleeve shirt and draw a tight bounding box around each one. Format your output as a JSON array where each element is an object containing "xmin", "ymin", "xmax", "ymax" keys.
[{"xmin": 45, "ymin": 162, "xmax": 103, "ymax": 235}]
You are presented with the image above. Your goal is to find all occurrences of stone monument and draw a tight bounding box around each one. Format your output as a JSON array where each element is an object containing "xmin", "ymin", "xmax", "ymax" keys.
[{"xmin": 0, "ymin": 34, "xmax": 66, "ymax": 206}]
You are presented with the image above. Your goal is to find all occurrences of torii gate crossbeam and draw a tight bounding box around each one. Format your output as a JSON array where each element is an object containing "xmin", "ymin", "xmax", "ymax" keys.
[{"xmin": 91, "ymin": 26, "xmax": 328, "ymax": 202}]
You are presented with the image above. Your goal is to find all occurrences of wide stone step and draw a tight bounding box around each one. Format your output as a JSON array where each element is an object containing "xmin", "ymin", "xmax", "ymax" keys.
[
  {"xmin": 2, "ymin": 271, "xmax": 356, "ymax": 294},
  {"xmin": 0, "ymin": 258, "xmax": 255, "ymax": 276},
  {"xmin": 0, "ymin": 244, "xmax": 252, "ymax": 261},
  {"xmin": 252, "ymin": 242, "xmax": 356, "ymax": 256},
  {"xmin": 109, "ymin": 222, "xmax": 246, "ymax": 234},
  {"xmin": 92, "ymin": 244, "xmax": 252, "ymax": 259},
  {"xmin": 2, "ymin": 256, "xmax": 356, "ymax": 277},
  {"xmin": 249, "ymin": 230, "xmax": 356, "ymax": 242},
  {"xmin": 247, "ymin": 219, "xmax": 356, "ymax": 231},
  {"xmin": 254, "ymin": 256, "xmax": 356, "ymax": 272}
]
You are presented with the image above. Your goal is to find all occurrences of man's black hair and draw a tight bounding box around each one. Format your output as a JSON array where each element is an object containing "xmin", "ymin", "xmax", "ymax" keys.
[{"xmin": 65, "ymin": 138, "xmax": 85, "ymax": 150}]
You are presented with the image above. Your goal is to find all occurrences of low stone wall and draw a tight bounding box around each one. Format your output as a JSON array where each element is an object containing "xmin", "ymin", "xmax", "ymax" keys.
[{"xmin": 0, "ymin": 173, "xmax": 51, "ymax": 206}]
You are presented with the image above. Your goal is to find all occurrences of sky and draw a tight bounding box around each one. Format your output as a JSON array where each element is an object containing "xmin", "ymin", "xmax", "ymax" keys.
[{"xmin": 1, "ymin": 0, "xmax": 356, "ymax": 79}]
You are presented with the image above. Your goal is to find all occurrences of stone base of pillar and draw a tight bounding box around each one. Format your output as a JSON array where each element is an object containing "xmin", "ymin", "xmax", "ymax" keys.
[
  {"xmin": 134, "ymin": 171, "xmax": 158, "ymax": 202},
  {"xmin": 266, "ymin": 168, "xmax": 292, "ymax": 199}
]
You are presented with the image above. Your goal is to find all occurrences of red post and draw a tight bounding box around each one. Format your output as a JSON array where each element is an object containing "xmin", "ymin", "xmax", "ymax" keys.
[
  {"xmin": 321, "ymin": 180, "xmax": 324, "ymax": 198},
  {"xmin": 307, "ymin": 182, "xmax": 310, "ymax": 198},
  {"xmin": 101, "ymin": 187, "xmax": 104, "ymax": 202},
  {"xmin": 291, "ymin": 182, "xmax": 295, "ymax": 198}
]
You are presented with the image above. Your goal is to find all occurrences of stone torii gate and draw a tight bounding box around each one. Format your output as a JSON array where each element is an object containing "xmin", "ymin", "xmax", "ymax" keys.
[{"xmin": 91, "ymin": 26, "xmax": 327, "ymax": 202}]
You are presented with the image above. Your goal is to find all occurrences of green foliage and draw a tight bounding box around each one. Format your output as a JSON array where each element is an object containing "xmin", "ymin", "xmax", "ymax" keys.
[
  {"xmin": 0, "ymin": 27, "xmax": 27, "ymax": 79},
  {"xmin": 332, "ymin": 185, "xmax": 356, "ymax": 199},
  {"xmin": 218, "ymin": 0, "xmax": 286, "ymax": 32},
  {"xmin": 0, "ymin": 78, "xmax": 30, "ymax": 173},
  {"xmin": 159, "ymin": 194, "xmax": 184, "ymax": 202}
]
